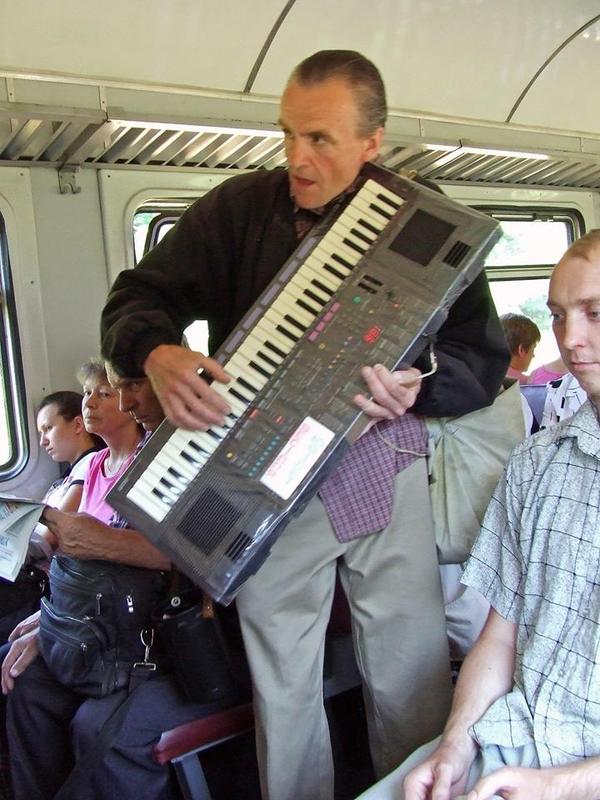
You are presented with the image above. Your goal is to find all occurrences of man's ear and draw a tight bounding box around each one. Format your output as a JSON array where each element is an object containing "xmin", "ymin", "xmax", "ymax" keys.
[
  {"xmin": 363, "ymin": 127, "xmax": 384, "ymax": 164},
  {"xmin": 73, "ymin": 415, "xmax": 85, "ymax": 435}
]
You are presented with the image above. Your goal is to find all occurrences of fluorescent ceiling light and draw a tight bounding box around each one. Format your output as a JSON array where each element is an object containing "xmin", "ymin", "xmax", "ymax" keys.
[
  {"xmin": 110, "ymin": 119, "xmax": 284, "ymax": 138},
  {"xmin": 461, "ymin": 146, "xmax": 550, "ymax": 160}
]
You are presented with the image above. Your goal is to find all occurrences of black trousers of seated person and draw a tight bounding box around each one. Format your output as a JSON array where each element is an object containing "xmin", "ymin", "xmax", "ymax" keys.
[{"xmin": 5, "ymin": 650, "xmax": 219, "ymax": 800}]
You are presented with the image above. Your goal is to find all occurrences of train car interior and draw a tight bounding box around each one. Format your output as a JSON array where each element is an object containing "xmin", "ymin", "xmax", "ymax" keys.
[{"xmin": 2, "ymin": 2, "xmax": 600, "ymax": 798}]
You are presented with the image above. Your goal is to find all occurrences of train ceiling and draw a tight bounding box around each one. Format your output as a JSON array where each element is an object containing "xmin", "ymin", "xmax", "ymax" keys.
[{"xmin": 2, "ymin": 0, "xmax": 600, "ymax": 189}]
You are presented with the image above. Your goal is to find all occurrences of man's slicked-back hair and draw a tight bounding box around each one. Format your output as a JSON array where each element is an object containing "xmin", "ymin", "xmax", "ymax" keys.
[{"xmin": 288, "ymin": 50, "xmax": 387, "ymax": 136}]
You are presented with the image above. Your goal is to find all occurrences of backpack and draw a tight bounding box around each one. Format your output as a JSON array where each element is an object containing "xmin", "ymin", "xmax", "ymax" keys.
[{"xmin": 39, "ymin": 555, "xmax": 168, "ymax": 698}]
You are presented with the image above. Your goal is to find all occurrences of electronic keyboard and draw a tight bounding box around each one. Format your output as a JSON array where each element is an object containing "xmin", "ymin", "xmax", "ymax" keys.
[{"xmin": 108, "ymin": 163, "xmax": 501, "ymax": 603}]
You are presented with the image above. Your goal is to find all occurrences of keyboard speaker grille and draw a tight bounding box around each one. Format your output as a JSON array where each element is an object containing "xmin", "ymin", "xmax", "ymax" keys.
[{"xmin": 177, "ymin": 487, "xmax": 242, "ymax": 556}]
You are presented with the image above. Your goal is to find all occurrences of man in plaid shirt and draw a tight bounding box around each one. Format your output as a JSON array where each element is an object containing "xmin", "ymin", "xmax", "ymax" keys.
[{"xmin": 359, "ymin": 230, "xmax": 600, "ymax": 800}]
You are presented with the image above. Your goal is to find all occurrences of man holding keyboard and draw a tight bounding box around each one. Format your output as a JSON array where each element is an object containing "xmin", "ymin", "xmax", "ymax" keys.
[{"xmin": 102, "ymin": 50, "xmax": 508, "ymax": 800}]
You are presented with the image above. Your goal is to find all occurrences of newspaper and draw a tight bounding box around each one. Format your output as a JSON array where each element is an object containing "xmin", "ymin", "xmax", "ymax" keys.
[{"xmin": 0, "ymin": 495, "xmax": 46, "ymax": 581}]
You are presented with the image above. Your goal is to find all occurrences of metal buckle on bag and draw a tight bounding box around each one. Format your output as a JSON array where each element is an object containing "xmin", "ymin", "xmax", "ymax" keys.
[{"xmin": 132, "ymin": 628, "xmax": 157, "ymax": 671}]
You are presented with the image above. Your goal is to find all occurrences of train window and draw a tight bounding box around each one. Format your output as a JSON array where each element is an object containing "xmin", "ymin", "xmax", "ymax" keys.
[
  {"xmin": 482, "ymin": 210, "xmax": 582, "ymax": 370},
  {"xmin": 133, "ymin": 203, "xmax": 208, "ymax": 353},
  {"xmin": 0, "ymin": 214, "xmax": 27, "ymax": 477}
]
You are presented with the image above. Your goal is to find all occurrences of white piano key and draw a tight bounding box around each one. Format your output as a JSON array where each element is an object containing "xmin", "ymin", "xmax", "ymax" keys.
[
  {"xmin": 213, "ymin": 381, "xmax": 250, "ymax": 417},
  {"xmin": 237, "ymin": 340, "xmax": 278, "ymax": 377},
  {"xmin": 143, "ymin": 459, "xmax": 184, "ymax": 494},
  {"xmin": 252, "ymin": 316, "xmax": 295, "ymax": 355},
  {"xmin": 262, "ymin": 309, "xmax": 302, "ymax": 345},
  {"xmin": 311, "ymin": 241, "xmax": 356, "ymax": 273},
  {"xmin": 226, "ymin": 356, "xmax": 267, "ymax": 392},
  {"xmin": 127, "ymin": 482, "xmax": 169, "ymax": 522},
  {"xmin": 288, "ymin": 273, "xmax": 331, "ymax": 305},
  {"xmin": 333, "ymin": 215, "xmax": 379, "ymax": 249},
  {"xmin": 299, "ymin": 258, "xmax": 340, "ymax": 291},
  {"xmin": 351, "ymin": 195, "xmax": 393, "ymax": 226},
  {"xmin": 342, "ymin": 203, "xmax": 387, "ymax": 236},
  {"xmin": 362, "ymin": 179, "xmax": 404, "ymax": 210},
  {"xmin": 242, "ymin": 329, "xmax": 289, "ymax": 365},
  {"xmin": 318, "ymin": 230, "xmax": 362, "ymax": 265},
  {"xmin": 189, "ymin": 430, "xmax": 220, "ymax": 454},
  {"xmin": 272, "ymin": 294, "xmax": 315, "ymax": 327},
  {"xmin": 257, "ymin": 316, "xmax": 294, "ymax": 356},
  {"xmin": 159, "ymin": 440, "xmax": 199, "ymax": 480},
  {"xmin": 243, "ymin": 330, "xmax": 285, "ymax": 366}
]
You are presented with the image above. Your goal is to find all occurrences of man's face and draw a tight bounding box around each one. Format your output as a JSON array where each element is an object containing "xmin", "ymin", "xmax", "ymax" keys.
[
  {"xmin": 106, "ymin": 366, "xmax": 164, "ymax": 432},
  {"xmin": 279, "ymin": 77, "xmax": 383, "ymax": 209},
  {"xmin": 548, "ymin": 249, "xmax": 600, "ymax": 405}
]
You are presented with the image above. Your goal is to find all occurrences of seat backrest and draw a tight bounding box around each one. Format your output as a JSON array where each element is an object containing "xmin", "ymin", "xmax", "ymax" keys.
[{"xmin": 520, "ymin": 384, "xmax": 548, "ymax": 430}]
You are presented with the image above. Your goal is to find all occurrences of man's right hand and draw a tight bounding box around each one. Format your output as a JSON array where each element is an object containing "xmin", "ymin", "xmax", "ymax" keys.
[
  {"xmin": 404, "ymin": 736, "xmax": 478, "ymax": 800},
  {"xmin": 143, "ymin": 344, "xmax": 231, "ymax": 430}
]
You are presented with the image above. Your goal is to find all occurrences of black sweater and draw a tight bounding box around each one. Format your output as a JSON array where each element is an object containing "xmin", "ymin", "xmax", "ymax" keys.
[{"xmin": 101, "ymin": 168, "xmax": 509, "ymax": 418}]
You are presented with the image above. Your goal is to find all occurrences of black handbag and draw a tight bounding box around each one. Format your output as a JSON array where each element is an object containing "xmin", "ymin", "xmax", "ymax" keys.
[
  {"xmin": 155, "ymin": 588, "xmax": 248, "ymax": 705},
  {"xmin": 39, "ymin": 555, "xmax": 167, "ymax": 698}
]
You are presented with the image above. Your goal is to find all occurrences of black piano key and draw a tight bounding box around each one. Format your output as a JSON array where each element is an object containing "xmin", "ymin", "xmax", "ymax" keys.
[
  {"xmin": 297, "ymin": 297, "xmax": 320, "ymax": 316},
  {"xmin": 323, "ymin": 263, "xmax": 346, "ymax": 281},
  {"xmin": 256, "ymin": 349, "xmax": 279, "ymax": 370},
  {"xmin": 249, "ymin": 359, "xmax": 272, "ymax": 379},
  {"xmin": 229, "ymin": 386, "xmax": 252, "ymax": 404},
  {"xmin": 160, "ymin": 476, "xmax": 180, "ymax": 495},
  {"xmin": 303, "ymin": 288, "xmax": 326, "ymax": 307},
  {"xmin": 312, "ymin": 278, "xmax": 334, "ymax": 296},
  {"xmin": 369, "ymin": 201, "xmax": 393, "ymax": 220},
  {"xmin": 152, "ymin": 487, "xmax": 172, "ymax": 505},
  {"xmin": 207, "ymin": 429, "xmax": 222, "ymax": 442},
  {"xmin": 189, "ymin": 440, "xmax": 208, "ymax": 454},
  {"xmin": 276, "ymin": 324, "xmax": 300, "ymax": 343},
  {"xmin": 181, "ymin": 449, "xmax": 202, "ymax": 466},
  {"xmin": 357, "ymin": 217, "xmax": 381, "ymax": 236},
  {"xmin": 376, "ymin": 192, "xmax": 401, "ymax": 211},
  {"xmin": 167, "ymin": 466, "xmax": 187, "ymax": 483},
  {"xmin": 283, "ymin": 314, "xmax": 307, "ymax": 333},
  {"xmin": 350, "ymin": 226, "xmax": 374, "ymax": 246},
  {"xmin": 263, "ymin": 340, "xmax": 287, "ymax": 360},
  {"xmin": 238, "ymin": 375, "xmax": 261, "ymax": 395},
  {"xmin": 342, "ymin": 236, "xmax": 368, "ymax": 255},
  {"xmin": 332, "ymin": 253, "xmax": 354, "ymax": 270}
]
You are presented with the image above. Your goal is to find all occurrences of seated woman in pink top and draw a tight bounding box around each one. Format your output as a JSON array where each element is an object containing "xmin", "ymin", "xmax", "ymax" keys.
[
  {"xmin": 76, "ymin": 359, "xmax": 143, "ymax": 524},
  {"xmin": 528, "ymin": 355, "xmax": 567, "ymax": 385}
]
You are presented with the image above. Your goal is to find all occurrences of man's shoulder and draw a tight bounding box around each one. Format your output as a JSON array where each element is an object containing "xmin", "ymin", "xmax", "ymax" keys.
[
  {"xmin": 507, "ymin": 400, "xmax": 597, "ymax": 474},
  {"xmin": 192, "ymin": 168, "xmax": 288, "ymax": 208}
]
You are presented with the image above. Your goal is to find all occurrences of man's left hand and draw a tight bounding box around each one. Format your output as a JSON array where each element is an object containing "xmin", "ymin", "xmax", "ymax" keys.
[
  {"xmin": 354, "ymin": 365, "xmax": 423, "ymax": 420},
  {"xmin": 42, "ymin": 507, "xmax": 105, "ymax": 559},
  {"xmin": 468, "ymin": 764, "xmax": 598, "ymax": 800}
]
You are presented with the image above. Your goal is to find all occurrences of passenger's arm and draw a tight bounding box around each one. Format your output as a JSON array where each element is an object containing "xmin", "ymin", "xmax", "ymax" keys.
[
  {"xmin": 43, "ymin": 507, "xmax": 171, "ymax": 570},
  {"xmin": 1, "ymin": 626, "xmax": 40, "ymax": 694},
  {"xmin": 404, "ymin": 608, "xmax": 517, "ymax": 800},
  {"xmin": 468, "ymin": 757, "xmax": 600, "ymax": 800},
  {"xmin": 36, "ymin": 480, "xmax": 85, "ymax": 551}
]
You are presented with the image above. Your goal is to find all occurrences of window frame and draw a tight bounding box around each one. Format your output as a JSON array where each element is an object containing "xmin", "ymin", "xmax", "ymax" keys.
[
  {"xmin": 476, "ymin": 205, "xmax": 584, "ymax": 280},
  {"xmin": 0, "ymin": 212, "xmax": 28, "ymax": 478}
]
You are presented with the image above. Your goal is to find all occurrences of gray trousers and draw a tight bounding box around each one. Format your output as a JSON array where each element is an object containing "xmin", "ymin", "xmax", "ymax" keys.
[{"xmin": 236, "ymin": 459, "xmax": 453, "ymax": 800}]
